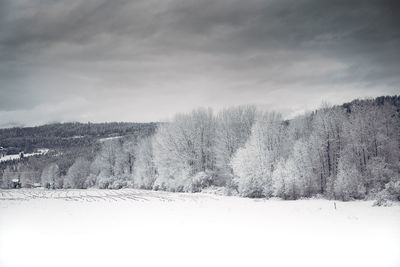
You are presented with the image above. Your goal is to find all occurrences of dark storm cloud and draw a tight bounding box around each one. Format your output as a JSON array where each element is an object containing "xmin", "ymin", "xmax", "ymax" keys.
[{"xmin": 0, "ymin": 0, "xmax": 399, "ymax": 126}]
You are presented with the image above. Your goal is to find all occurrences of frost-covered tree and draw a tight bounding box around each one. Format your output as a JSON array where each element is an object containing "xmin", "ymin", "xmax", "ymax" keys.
[
  {"xmin": 88, "ymin": 139, "xmax": 131, "ymax": 189},
  {"xmin": 272, "ymin": 155, "xmax": 307, "ymax": 200},
  {"xmin": 231, "ymin": 143, "xmax": 271, "ymax": 197},
  {"xmin": 215, "ymin": 105, "xmax": 256, "ymax": 186},
  {"xmin": 98, "ymin": 140, "xmax": 120, "ymax": 178},
  {"xmin": 64, "ymin": 158, "xmax": 91, "ymax": 189},
  {"xmin": 134, "ymin": 137, "xmax": 157, "ymax": 189},
  {"xmin": 291, "ymin": 140, "xmax": 316, "ymax": 197},
  {"xmin": 111, "ymin": 139, "xmax": 137, "ymax": 188},
  {"xmin": 41, "ymin": 163, "xmax": 61, "ymax": 189},
  {"xmin": 231, "ymin": 112, "xmax": 284, "ymax": 197},
  {"xmin": 339, "ymin": 100, "xmax": 400, "ymax": 196},
  {"xmin": 334, "ymin": 152, "xmax": 365, "ymax": 201},
  {"xmin": 153, "ymin": 108, "xmax": 216, "ymax": 191},
  {"xmin": 153, "ymin": 122, "xmax": 193, "ymax": 191},
  {"xmin": 1, "ymin": 166, "xmax": 16, "ymax": 188},
  {"xmin": 365, "ymin": 157, "xmax": 395, "ymax": 194},
  {"xmin": 309, "ymin": 104, "xmax": 346, "ymax": 194},
  {"xmin": 273, "ymin": 159, "xmax": 290, "ymax": 199}
]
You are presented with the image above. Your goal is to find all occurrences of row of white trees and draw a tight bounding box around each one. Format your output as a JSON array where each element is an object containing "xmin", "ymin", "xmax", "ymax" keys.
[
  {"xmin": 232, "ymin": 101, "xmax": 400, "ymax": 200},
  {"xmin": 2, "ymin": 98, "xmax": 399, "ymax": 201},
  {"xmin": 135, "ymin": 100, "xmax": 399, "ymax": 201}
]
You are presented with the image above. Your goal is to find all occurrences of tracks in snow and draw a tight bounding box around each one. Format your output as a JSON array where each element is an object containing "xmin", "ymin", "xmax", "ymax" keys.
[{"xmin": 0, "ymin": 188, "xmax": 221, "ymax": 203}]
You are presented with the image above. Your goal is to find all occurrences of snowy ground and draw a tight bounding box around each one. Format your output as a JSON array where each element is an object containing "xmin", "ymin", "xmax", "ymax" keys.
[
  {"xmin": 0, "ymin": 189, "xmax": 399, "ymax": 267},
  {"xmin": 0, "ymin": 149, "xmax": 49, "ymax": 163}
]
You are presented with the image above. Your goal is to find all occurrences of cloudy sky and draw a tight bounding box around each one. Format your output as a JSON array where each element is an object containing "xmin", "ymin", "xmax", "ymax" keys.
[{"xmin": 0, "ymin": 0, "xmax": 399, "ymax": 127}]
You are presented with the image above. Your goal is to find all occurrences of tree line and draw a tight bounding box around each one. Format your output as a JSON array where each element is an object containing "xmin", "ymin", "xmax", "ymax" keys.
[{"xmin": 1, "ymin": 96, "xmax": 399, "ymax": 203}]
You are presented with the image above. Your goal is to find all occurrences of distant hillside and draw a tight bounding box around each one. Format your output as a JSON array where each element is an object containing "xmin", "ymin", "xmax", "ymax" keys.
[
  {"xmin": 0, "ymin": 122, "xmax": 158, "ymax": 177},
  {"xmin": 342, "ymin": 95, "xmax": 400, "ymax": 113},
  {"xmin": 0, "ymin": 122, "xmax": 157, "ymax": 154}
]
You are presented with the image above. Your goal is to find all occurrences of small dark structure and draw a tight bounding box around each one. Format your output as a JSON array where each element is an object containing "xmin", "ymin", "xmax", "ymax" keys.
[
  {"xmin": 11, "ymin": 178, "xmax": 21, "ymax": 189},
  {"xmin": 0, "ymin": 146, "xmax": 6, "ymax": 158}
]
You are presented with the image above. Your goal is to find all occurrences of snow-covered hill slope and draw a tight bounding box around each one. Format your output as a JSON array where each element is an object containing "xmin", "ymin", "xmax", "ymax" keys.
[
  {"xmin": 0, "ymin": 189, "xmax": 399, "ymax": 267},
  {"xmin": 0, "ymin": 149, "xmax": 49, "ymax": 163}
]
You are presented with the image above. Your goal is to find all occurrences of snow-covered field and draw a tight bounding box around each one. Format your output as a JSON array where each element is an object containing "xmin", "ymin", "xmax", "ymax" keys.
[
  {"xmin": 0, "ymin": 189, "xmax": 399, "ymax": 267},
  {"xmin": 0, "ymin": 149, "xmax": 49, "ymax": 163}
]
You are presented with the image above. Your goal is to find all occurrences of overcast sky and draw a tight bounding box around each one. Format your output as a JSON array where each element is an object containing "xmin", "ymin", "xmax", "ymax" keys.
[{"xmin": 0, "ymin": 0, "xmax": 399, "ymax": 127}]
